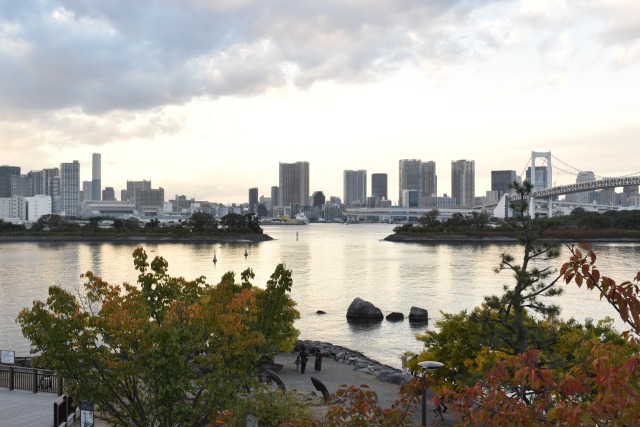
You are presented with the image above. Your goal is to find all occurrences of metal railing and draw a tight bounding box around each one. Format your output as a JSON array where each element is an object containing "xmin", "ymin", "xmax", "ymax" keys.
[
  {"xmin": 0, "ymin": 364, "xmax": 63, "ymax": 395},
  {"xmin": 54, "ymin": 394, "xmax": 77, "ymax": 426}
]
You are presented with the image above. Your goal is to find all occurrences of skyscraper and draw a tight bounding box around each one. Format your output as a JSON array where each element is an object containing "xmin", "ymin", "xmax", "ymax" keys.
[
  {"xmin": 343, "ymin": 169, "xmax": 367, "ymax": 206},
  {"xmin": 371, "ymin": 173, "xmax": 388, "ymax": 200},
  {"xmin": 491, "ymin": 170, "xmax": 517, "ymax": 195},
  {"xmin": 451, "ymin": 160, "xmax": 475, "ymax": 207},
  {"xmin": 0, "ymin": 165, "xmax": 20, "ymax": 198},
  {"xmin": 248, "ymin": 187, "xmax": 258, "ymax": 214},
  {"xmin": 126, "ymin": 180, "xmax": 152, "ymax": 207},
  {"xmin": 418, "ymin": 161, "xmax": 437, "ymax": 208},
  {"xmin": 92, "ymin": 153, "xmax": 101, "ymax": 201},
  {"xmin": 60, "ymin": 160, "xmax": 80, "ymax": 217},
  {"xmin": 398, "ymin": 159, "xmax": 421, "ymax": 206},
  {"xmin": 278, "ymin": 161, "xmax": 309, "ymax": 206}
]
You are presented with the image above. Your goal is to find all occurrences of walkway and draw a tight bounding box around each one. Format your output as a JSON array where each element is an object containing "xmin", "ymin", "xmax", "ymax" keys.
[{"xmin": 0, "ymin": 388, "xmax": 60, "ymax": 427}]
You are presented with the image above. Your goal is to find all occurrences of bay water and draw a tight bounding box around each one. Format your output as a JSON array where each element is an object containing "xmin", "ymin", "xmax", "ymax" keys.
[{"xmin": 1, "ymin": 223, "xmax": 638, "ymax": 368}]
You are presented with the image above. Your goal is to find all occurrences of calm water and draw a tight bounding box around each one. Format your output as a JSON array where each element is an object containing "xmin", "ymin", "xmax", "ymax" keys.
[{"xmin": 1, "ymin": 223, "xmax": 639, "ymax": 368}]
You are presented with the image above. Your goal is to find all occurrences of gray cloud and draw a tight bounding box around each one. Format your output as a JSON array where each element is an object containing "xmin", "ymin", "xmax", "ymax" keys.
[{"xmin": 0, "ymin": 0, "xmax": 488, "ymax": 115}]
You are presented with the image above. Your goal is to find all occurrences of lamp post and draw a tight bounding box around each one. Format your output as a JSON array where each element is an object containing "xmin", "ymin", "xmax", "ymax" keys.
[{"xmin": 418, "ymin": 360, "xmax": 443, "ymax": 426}]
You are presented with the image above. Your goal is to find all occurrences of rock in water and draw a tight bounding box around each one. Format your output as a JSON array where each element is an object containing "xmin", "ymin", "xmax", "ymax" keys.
[
  {"xmin": 408, "ymin": 306, "xmax": 428, "ymax": 322},
  {"xmin": 346, "ymin": 297, "xmax": 384, "ymax": 321}
]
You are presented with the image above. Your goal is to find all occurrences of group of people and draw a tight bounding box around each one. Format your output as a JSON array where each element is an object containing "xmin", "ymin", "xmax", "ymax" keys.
[{"xmin": 295, "ymin": 346, "xmax": 323, "ymax": 374}]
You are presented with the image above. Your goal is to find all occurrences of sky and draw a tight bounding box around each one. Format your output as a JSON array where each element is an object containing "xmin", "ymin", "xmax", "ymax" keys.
[{"xmin": 1, "ymin": 0, "xmax": 639, "ymax": 205}]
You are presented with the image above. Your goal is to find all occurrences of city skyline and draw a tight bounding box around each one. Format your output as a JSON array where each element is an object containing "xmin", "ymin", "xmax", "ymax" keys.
[{"xmin": 1, "ymin": 1, "xmax": 639, "ymax": 204}]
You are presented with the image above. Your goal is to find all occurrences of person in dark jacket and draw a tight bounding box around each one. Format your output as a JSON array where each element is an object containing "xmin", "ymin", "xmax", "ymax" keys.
[{"xmin": 299, "ymin": 347, "xmax": 309, "ymax": 374}]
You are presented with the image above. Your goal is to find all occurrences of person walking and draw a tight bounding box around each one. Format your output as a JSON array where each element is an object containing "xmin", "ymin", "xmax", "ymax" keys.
[
  {"xmin": 400, "ymin": 354, "xmax": 408, "ymax": 374},
  {"xmin": 314, "ymin": 350, "xmax": 324, "ymax": 372},
  {"xmin": 299, "ymin": 347, "xmax": 309, "ymax": 374},
  {"xmin": 432, "ymin": 394, "xmax": 445, "ymax": 421}
]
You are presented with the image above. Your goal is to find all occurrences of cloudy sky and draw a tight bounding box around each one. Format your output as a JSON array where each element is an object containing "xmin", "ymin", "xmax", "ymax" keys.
[{"xmin": 1, "ymin": 0, "xmax": 639, "ymax": 204}]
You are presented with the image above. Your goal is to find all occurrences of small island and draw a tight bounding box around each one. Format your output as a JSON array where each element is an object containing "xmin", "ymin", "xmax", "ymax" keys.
[
  {"xmin": 0, "ymin": 212, "xmax": 273, "ymax": 243},
  {"xmin": 385, "ymin": 206, "xmax": 640, "ymax": 244}
]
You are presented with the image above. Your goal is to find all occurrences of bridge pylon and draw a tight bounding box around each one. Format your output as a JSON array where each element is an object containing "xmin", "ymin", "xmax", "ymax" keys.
[{"xmin": 530, "ymin": 151, "xmax": 553, "ymax": 217}]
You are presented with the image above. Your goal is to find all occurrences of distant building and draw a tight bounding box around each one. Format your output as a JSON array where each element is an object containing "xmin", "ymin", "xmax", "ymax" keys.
[
  {"xmin": 451, "ymin": 160, "xmax": 475, "ymax": 207},
  {"xmin": 312, "ymin": 191, "xmax": 325, "ymax": 207},
  {"xmin": 0, "ymin": 166, "xmax": 21, "ymax": 198},
  {"xmin": 371, "ymin": 173, "xmax": 388, "ymax": 200},
  {"xmin": 491, "ymin": 170, "xmax": 517, "ymax": 196},
  {"xmin": 126, "ymin": 180, "xmax": 152, "ymax": 207},
  {"xmin": 278, "ymin": 161, "xmax": 309, "ymax": 207},
  {"xmin": 401, "ymin": 189, "xmax": 419, "ymax": 208},
  {"xmin": 92, "ymin": 153, "xmax": 101, "ymax": 201},
  {"xmin": 322, "ymin": 203, "xmax": 343, "ymax": 222},
  {"xmin": 60, "ymin": 160, "xmax": 80, "ymax": 217},
  {"xmin": 80, "ymin": 200, "xmax": 137, "ymax": 218},
  {"xmin": 248, "ymin": 187, "xmax": 258, "ymax": 214},
  {"xmin": 526, "ymin": 166, "xmax": 549, "ymax": 190},
  {"xmin": 11, "ymin": 175, "xmax": 34, "ymax": 197},
  {"xmin": 137, "ymin": 187, "xmax": 165, "ymax": 216},
  {"xmin": 399, "ymin": 160, "xmax": 437, "ymax": 208},
  {"xmin": 82, "ymin": 181, "xmax": 92, "ymax": 202},
  {"xmin": 568, "ymin": 171, "xmax": 596, "ymax": 205},
  {"xmin": 27, "ymin": 168, "xmax": 59, "ymax": 197},
  {"xmin": 344, "ymin": 170, "xmax": 367, "ymax": 207},
  {"xmin": 102, "ymin": 187, "xmax": 116, "ymax": 201}
]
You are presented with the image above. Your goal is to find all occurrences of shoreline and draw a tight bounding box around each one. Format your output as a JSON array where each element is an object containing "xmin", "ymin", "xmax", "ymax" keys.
[
  {"xmin": 0, "ymin": 234, "xmax": 274, "ymax": 243},
  {"xmin": 384, "ymin": 233, "xmax": 640, "ymax": 244}
]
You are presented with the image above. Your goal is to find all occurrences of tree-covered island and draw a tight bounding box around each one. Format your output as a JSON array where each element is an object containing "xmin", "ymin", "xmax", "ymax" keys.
[{"xmin": 0, "ymin": 211, "xmax": 272, "ymax": 243}]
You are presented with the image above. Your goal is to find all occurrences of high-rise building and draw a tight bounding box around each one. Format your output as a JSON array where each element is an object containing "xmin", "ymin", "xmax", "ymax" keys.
[
  {"xmin": 343, "ymin": 170, "xmax": 367, "ymax": 206},
  {"xmin": 92, "ymin": 153, "xmax": 101, "ymax": 201},
  {"xmin": 0, "ymin": 166, "xmax": 20, "ymax": 198},
  {"xmin": 451, "ymin": 160, "xmax": 475, "ymax": 207},
  {"xmin": 102, "ymin": 187, "xmax": 116, "ymax": 201},
  {"xmin": 418, "ymin": 161, "xmax": 437, "ymax": 208},
  {"xmin": 312, "ymin": 191, "xmax": 325, "ymax": 207},
  {"xmin": 569, "ymin": 171, "xmax": 596, "ymax": 205},
  {"xmin": 371, "ymin": 173, "xmax": 388, "ymax": 200},
  {"xmin": 248, "ymin": 187, "xmax": 258, "ymax": 214},
  {"xmin": 491, "ymin": 170, "xmax": 517, "ymax": 196},
  {"xmin": 82, "ymin": 181, "xmax": 92, "ymax": 202},
  {"xmin": 126, "ymin": 180, "xmax": 152, "ymax": 207},
  {"xmin": 399, "ymin": 160, "xmax": 436, "ymax": 207},
  {"xmin": 526, "ymin": 166, "xmax": 548, "ymax": 189},
  {"xmin": 60, "ymin": 160, "xmax": 80, "ymax": 217},
  {"xmin": 11, "ymin": 175, "xmax": 34, "ymax": 197},
  {"xmin": 399, "ymin": 160, "xmax": 421, "ymax": 206},
  {"xmin": 278, "ymin": 161, "xmax": 309, "ymax": 207},
  {"xmin": 27, "ymin": 168, "xmax": 59, "ymax": 196}
]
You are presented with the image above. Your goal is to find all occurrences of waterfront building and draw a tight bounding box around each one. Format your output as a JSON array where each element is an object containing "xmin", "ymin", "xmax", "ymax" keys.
[
  {"xmin": 80, "ymin": 200, "xmax": 137, "ymax": 218},
  {"xmin": 312, "ymin": 191, "xmax": 325, "ymax": 207},
  {"xmin": 137, "ymin": 187, "xmax": 165, "ymax": 216},
  {"xmin": 322, "ymin": 203, "xmax": 343, "ymax": 222},
  {"xmin": 0, "ymin": 165, "xmax": 20, "ymax": 198},
  {"xmin": 398, "ymin": 159, "xmax": 421, "ymax": 207},
  {"xmin": 491, "ymin": 170, "xmax": 517, "ymax": 196},
  {"xmin": 60, "ymin": 160, "xmax": 80, "ymax": 217},
  {"xmin": 248, "ymin": 187, "xmax": 258, "ymax": 214},
  {"xmin": 92, "ymin": 153, "xmax": 101, "ymax": 201},
  {"xmin": 424, "ymin": 195, "xmax": 457, "ymax": 208},
  {"xmin": 102, "ymin": 187, "xmax": 116, "ymax": 201},
  {"xmin": 371, "ymin": 173, "xmax": 388, "ymax": 200},
  {"xmin": 278, "ymin": 161, "xmax": 309, "ymax": 207},
  {"xmin": 451, "ymin": 160, "xmax": 475, "ymax": 207},
  {"xmin": 343, "ymin": 169, "xmax": 367, "ymax": 207},
  {"xmin": 11, "ymin": 175, "xmax": 34, "ymax": 197},
  {"xmin": 401, "ymin": 189, "xmax": 419, "ymax": 208},
  {"xmin": 126, "ymin": 180, "xmax": 152, "ymax": 207},
  {"xmin": 419, "ymin": 161, "xmax": 437, "ymax": 208}
]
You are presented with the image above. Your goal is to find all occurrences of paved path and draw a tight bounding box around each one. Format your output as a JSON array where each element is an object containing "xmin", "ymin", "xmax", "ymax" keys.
[{"xmin": 0, "ymin": 389, "xmax": 60, "ymax": 427}]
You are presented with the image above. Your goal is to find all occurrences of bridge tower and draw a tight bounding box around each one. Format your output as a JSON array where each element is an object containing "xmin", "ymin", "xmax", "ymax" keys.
[{"xmin": 530, "ymin": 151, "xmax": 553, "ymax": 216}]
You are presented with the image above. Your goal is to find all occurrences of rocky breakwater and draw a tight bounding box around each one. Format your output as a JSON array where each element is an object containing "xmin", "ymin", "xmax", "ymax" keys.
[
  {"xmin": 346, "ymin": 297, "xmax": 429, "ymax": 324},
  {"xmin": 295, "ymin": 340, "xmax": 412, "ymax": 386}
]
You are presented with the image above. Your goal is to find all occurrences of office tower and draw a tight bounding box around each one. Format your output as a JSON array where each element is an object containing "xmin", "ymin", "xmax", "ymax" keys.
[
  {"xmin": 248, "ymin": 187, "xmax": 258, "ymax": 214},
  {"xmin": 401, "ymin": 189, "xmax": 419, "ymax": 208},
  {"xmin": 399, "ymin": 159, "xmax": 421, "ymax": 206},
  {"xmin": 570, "ymin": 171, "xmax": 596, "ymax": 204},
  {"xmin": 0, "ymin": 166, "xmax": 20, "ymax": 197},
  {"xmin": 11, "ymin": 175, "xmax": 34, "ymax": 197},
  {"xmin": 451, "ymin": 159, "xmax": 475, "ymax": 207},
  {"xmin": 312, "ymin": 191, "xmax": 325, "ymax": 207},
  {"xmin": 103, "ymin": 187, "xmax": 116, "ymax": 201},
  {"xmin": 418, "ymin": 161, "xmax": 437, "ymax": 208},
  {"xmin": 343, "ymin": 169, "xmax": 367, "ymax": 206},
  {"xmin": 137, "ymin": 187, "xmax": 164, "ymax": 215},
  {"xmin": 371, "ymin": 173, "xmax": 388, "ymax": 199},
  {"xmin": 27, "ymin": 168, "xmax": 59, "ymax": 196},
  {"xmin": 60, "ymin": 160, "xmax": 80, "ymax": 217},
  {"xmin": 126, "ymin": 180, "xmax": 152, "ymax": 207},
  {"xmin": 82, "ymin": 181, "xmax": 92, "ymax": 201},
  {"xmin": 92, "ymin": 153, "xmax": 101, "ymax": 201},
  {"xmin": 278, "ymin": 161, "xmax": 309, "ymax": 206},
  {"xmin": 491, "ymin": 170, "xmax": 517, "ymax": 195}
]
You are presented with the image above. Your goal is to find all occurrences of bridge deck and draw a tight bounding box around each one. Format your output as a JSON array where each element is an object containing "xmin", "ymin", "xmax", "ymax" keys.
[{"xmin": 0, "ymin": 388, "xmax": 60, "ymax": 427}]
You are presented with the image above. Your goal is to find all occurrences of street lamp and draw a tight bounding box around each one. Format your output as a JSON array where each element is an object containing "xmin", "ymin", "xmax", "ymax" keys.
[{"xmin": 418, "ymin": 360, "xmax": 444, "ymax": 426}]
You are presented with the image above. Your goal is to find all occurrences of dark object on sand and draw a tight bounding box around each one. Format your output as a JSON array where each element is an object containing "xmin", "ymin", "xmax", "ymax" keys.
[{"xmin": 311, "ymin": 376, "xmax": 330, "ymax": 402}]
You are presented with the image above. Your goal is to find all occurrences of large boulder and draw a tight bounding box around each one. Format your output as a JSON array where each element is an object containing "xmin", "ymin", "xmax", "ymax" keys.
[
  {"xmin": 386, "ymin": 312, "xmax": 404, "ymax": 321},
  {"xmin": 346, "ymin": 297, "xmax": 384, "ymax": 321},
  {"xmin": 408, "ymin": 306, "xmax": 429, "ymax": 322}
]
